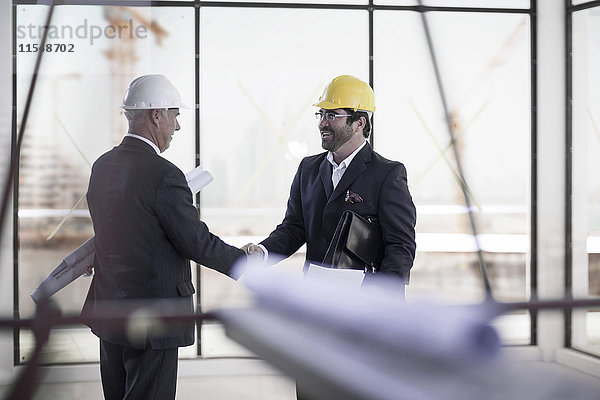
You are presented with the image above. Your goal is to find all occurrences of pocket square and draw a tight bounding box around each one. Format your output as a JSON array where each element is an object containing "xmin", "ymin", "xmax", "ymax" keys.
[{"xmin": 345, "ymin": 190, "xmax": 363, "ymax": 204}]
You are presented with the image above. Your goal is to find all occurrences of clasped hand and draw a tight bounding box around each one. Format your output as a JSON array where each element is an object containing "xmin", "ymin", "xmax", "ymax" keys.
[{"xmin": 241, "ymin": 243, "xmax": 265, "ymax": 262}]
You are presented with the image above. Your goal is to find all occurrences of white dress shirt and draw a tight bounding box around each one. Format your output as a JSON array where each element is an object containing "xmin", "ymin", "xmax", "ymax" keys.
[
  {"xmin": 327, "ymin": 141, "xmax": 367, "ymax": 189},
  {"xmin": 259, "ymin": 141, "xmax": 368, "ymax": 263}
]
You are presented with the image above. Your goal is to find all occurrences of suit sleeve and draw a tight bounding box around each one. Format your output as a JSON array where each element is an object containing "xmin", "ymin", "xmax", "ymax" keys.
[
  {"xmin": 154, "ymin": 167, "xmax": 246, "ymax": 278},
  {"xmin": 377, "ymin": 163, "xmax": 417, "ymax": 282},
  {"xmin": 260, "ymin": 160, "xmax": 307, "ymax": 261}
]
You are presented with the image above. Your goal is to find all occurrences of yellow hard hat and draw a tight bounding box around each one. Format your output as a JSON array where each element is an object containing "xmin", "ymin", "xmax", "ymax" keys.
[{"xmin": 313, "ymin": 75, "xmax": 375, "ymax": 112}]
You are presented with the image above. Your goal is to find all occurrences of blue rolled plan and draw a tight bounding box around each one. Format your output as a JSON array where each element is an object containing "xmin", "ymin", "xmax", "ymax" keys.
[{"xmin": 30, "ymin": 166, "xmax": 213, "ymax": 304}]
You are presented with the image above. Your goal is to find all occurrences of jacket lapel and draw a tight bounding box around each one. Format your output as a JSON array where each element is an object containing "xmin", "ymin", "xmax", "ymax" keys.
[
  {"xmin": 328, "ymin": 142, "xmax": 372, "ymax": 204},
  {"xmin": 319, "ymin": 157, "xmax": 333, "ymax": 199}
]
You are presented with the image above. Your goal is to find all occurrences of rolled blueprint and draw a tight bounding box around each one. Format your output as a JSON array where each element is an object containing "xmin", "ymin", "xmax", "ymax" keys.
[
  {"xmin": 185, "ymin": 165, "xmax": 213, "ymax": 195},
  {"xmin": 31, "ymin": 165, "xmax": 213, "ymax": 304},
  {"xmin": 236, "ymin": 263, "xmax": 501, "ymax": 365},
  {"xmin": 222, "ymin": 265, "xmax": 598, "ymax": 400},
  {"xmin": 31, "ymin": 237, "xmax": 95, "ymax": 303}
]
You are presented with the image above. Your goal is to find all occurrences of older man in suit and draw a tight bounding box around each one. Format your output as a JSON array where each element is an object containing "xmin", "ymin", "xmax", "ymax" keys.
[
  {"xmin": 82, "ymin": 74, "xmax": 246, "ymax": 400},
  {"xmin": 250, "ymin": 75, "xmax": 416, "ymax": 288}
]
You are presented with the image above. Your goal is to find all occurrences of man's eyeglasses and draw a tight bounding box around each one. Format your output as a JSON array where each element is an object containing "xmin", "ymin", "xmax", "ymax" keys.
[{"xmin": 315, "ymin": 111, "xmax": 352, "ymax": 121}]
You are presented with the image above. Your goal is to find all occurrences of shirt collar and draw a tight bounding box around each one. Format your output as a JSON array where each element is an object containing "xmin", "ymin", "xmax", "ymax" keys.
[
  {"xmin": 326, "ymin": 140, "xmax": 367, "ymax": 168},
  {"xmin": 125, "ymin": 133, "xmax": 160, "ymax": 155}
]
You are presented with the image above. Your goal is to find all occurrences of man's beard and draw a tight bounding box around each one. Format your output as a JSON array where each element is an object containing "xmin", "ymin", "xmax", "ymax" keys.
[{"xmin": 321, "ymin": 125, "xmax": 353, "ymax": 152}]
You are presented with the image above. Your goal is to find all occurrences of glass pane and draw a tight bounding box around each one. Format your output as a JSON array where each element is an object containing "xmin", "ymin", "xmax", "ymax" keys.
[
  {"xmin": 571, "ymin": 7, "xmax": 600, "ymax": 358},
  {"xmin": 374, "ymin": 10, "xmax": 531, "ymax": 343},
  {"xmin": 375, "ymin": 0, "xmax": 529, "ymax": 8},
  {"xmin": 17, "ymin": 5, "xmax": 195, "ymax": 363},
  {"xmin": 199, "ymin": 7, "xmax": 368, "ymax": 354}
]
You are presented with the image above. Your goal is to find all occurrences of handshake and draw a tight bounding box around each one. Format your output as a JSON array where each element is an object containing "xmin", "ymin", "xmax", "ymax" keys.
[{"xmin": 241, "ymin": 243, "xmax": 266, "ymax": 262}]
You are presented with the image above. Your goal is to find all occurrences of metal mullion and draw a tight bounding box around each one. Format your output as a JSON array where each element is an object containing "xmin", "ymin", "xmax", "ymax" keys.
[
  {"xmin": 14, "ymin": 0, "xmax": 533, "ymax": 13},
  {"xmin": 529, "ymin": 0, "xmax": 537, "ymax": 346},
  {"xmin": 194, "ymin": 0, "xmax": 203, "ymax": 357},
  {"xmin": 9, "ymin": 0, "xmax": 57, "ymax": 367},
  {"xmin": 565, "ymin": 0, "xmax": 600, "ymax": 361},
  {"xmin": 564, "ymin": 0, "xmax": 573, "ymax": 349},
  {"xmin": 199, "ymin": 1, "xmax": 367, "ymax": 10},
  {"xmin": 410, "ymin": 5, "xmax": 530, "ymax": 13},
  {"xmin": 13, "ymin": 0, "xmax": 367, "ymax": 8},
  {"xmin": 368, "ymin": 0, "xmax": 374, "ymax": 147},
  {"xmin": 15, "ymin": 0, "xmax": 195, "ymax": 6},
  {"xmin": 12, "ymin": 0, "xmax": 20, "ymax": 367},
  {"xmin": 199, "ymin": 2, "xmax": 531, "ymax": 13}
]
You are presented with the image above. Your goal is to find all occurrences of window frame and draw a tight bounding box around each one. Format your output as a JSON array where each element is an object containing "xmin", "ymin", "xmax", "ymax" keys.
[
  {"xmin": 565, "ymin": 0, "xmax": 600, "ymax": 360},
  {"xmin": 11, "ymin": 0, "xmax": 537, "ymax": 365}
]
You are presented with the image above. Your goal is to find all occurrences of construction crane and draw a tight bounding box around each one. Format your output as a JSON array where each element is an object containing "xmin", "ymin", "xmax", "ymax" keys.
[{"xmin": 102, "ymin": 6, "xmax": 168, "ymax": 144}]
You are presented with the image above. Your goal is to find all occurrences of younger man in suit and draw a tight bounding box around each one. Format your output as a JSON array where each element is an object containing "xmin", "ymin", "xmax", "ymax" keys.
[
  {"xmin": 244, "ymin": 75, "xmax": 417, "ymax": 400},
  {"xmin": 249, "ymin": 75, "xmax": 417, "ymax": 288}
]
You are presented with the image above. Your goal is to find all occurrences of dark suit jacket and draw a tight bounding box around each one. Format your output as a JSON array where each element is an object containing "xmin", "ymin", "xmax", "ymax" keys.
[
  {"xmin": 261, "ymin": 142, "xmax": 416, "ymax": 283},
  {"xmin": 83, "ymin": 137, "xmax": 244, "ymax": 349}
]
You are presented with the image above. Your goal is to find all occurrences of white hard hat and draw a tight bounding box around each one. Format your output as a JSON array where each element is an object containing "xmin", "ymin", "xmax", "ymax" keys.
[{"xmin": 121, "ymin": 74, "xmax": 188, "ymax": 110}]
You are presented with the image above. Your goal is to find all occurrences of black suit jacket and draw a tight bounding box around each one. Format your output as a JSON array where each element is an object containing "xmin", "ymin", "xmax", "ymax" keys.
[
  {"xmin": 261, "ymin": 142, "xmax": 416, "ymax": 282},
  {"xmin": 83, "ymin": 137, "xmax": 244, "ymax": 349}
]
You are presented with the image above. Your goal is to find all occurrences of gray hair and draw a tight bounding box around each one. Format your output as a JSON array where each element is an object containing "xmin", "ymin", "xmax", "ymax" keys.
[
  {"xmin": 123, "ymin": 109, "xmax": 148, "ymax": 122},
  {"xmin": 124, "ymin": 108, "xmax": 168, "ymax": 122}
]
